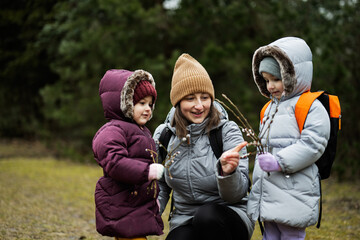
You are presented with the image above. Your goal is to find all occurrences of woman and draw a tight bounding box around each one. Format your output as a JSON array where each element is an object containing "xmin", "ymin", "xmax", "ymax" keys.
[{"xmin": 153, "ymin": 53, "xmax": 254, "ymax": 240}]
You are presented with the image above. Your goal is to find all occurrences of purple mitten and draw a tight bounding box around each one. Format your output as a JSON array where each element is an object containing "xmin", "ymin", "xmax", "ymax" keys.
[
  {"xmin": 258, "ymin": 153, "xmax": 281, "ymax": 172},
  {"xmin": 148, "ymin": 163, "xmax": 165, "ymax": 180}
]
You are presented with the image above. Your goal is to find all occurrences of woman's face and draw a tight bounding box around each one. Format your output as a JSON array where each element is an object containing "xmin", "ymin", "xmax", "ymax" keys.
[{"xmin": 179, "ymin": 92, "xmax": 212, "ymax": 124}]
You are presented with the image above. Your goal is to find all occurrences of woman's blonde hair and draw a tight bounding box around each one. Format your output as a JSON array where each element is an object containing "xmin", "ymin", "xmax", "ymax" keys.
[{"xmin": 171, "ymin": 103, "xmax": 221, "ymax": 139}]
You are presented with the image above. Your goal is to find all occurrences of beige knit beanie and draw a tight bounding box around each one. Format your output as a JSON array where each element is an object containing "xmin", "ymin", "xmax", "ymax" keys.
[{"xmin": 170, "ymin": 53, "xmax": 215, "ymax": 106}]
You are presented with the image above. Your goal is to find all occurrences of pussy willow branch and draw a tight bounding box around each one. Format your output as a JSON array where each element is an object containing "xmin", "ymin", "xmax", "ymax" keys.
[
  {"xmin": 220, "ymin": 94, "xmax": 255, "ymax": 133},
  {"xmin": 216, "ymin": 94, "xmax": 264, "ymax": 153},
  {"xmin": 145, "ymin": 148, "xmax": 159, "ymax": 198},
  {"xmin": 258, "ymin": 101, "xmax": 278, "ymax": 142},
  {"xmin": 148, "ymin": 134, "xmax": 189, "ymax": 180}
]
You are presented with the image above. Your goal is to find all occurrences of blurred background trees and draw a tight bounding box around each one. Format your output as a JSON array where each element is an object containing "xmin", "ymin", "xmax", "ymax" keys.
[{"xmin": 1, "ymin": 0, "xmax": 359, "ymax": 179}]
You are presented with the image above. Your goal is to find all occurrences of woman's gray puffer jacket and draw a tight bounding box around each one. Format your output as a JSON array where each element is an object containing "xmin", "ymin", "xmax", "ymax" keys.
[
  {"xmin": 153, "ymin": 101, "xmax": 254, "ymax": 239},
  {"xmin": 247, "ymin": 37, "xmax": 331, "ymax": 228}
]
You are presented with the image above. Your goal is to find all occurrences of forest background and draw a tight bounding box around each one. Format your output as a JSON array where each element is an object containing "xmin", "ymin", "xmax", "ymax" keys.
[{"xmin": 1, "ymin": 0, "xmax": 359, "ymax": 180}]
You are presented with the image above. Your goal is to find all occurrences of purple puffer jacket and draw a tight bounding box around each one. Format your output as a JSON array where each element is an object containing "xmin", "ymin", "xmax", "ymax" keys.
[{"xmin": 92, "ymin": 69, "xmax": 163, "ymax": 237}]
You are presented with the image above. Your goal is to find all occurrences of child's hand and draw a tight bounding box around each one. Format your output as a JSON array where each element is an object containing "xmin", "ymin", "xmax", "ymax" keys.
[
  {"xmin": 258, "ymin": 153, "xmax": 281, "ymax": 172},
  {"xmin": 220, "ymin": 142, "xmax": 247, "ymax": 176},
  {"xmin": 148, "ymin": 163, "xmax": 165, "ymax": 180}
]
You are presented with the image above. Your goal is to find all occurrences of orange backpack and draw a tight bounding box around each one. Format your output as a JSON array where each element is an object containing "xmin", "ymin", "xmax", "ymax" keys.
[{"xmin": 260, "ymin": 91, "xmax": 341, "ymax": 180}]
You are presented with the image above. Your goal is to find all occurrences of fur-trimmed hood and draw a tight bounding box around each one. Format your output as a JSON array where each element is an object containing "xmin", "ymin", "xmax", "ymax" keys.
[
  {"xmin": 252, "ymin": 37, "xmax": 313, "ymax": 99},
  {"xmin": 99, "ymin": 69, "xmax": 156, "ymax": 120}
]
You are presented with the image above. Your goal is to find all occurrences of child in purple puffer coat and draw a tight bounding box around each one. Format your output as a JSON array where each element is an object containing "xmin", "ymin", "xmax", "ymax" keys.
[{"xmin": 92, "ymin": 69, "xmax": 164, "ymax": 240}]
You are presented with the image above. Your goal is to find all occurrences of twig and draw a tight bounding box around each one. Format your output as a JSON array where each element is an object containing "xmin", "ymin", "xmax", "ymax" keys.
[
  {"xmin": 216, "ymin": 95, "xmax": 265, "ymax": 153},
  {"xmin": 148, "ymin": 134, "xmax": 189, "ymax": 180}
]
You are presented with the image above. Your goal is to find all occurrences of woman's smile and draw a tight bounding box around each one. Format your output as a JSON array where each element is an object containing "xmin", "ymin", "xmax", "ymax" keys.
[{"xmin": 180, "ymin": 93, "xmax": 211, "ymax": 124}]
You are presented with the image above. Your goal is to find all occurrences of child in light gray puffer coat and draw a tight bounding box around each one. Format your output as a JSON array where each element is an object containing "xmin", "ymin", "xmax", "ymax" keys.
[{"xmin": 247, "ymin": 37, "xmax": 331, "ymax": 240}]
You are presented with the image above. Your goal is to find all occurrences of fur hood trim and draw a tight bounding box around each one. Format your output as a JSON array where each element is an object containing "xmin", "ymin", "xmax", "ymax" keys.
[
  {"xmin": 120, "ymin": 70, "xmax": 156, "ymax": 119},
  {"xmin": 252, "ymin": 45, "xmax": 296, "ymax": 98},
  {"xmin": 252, "ymin": 37, "xmax": 313, "ymax": 99}
]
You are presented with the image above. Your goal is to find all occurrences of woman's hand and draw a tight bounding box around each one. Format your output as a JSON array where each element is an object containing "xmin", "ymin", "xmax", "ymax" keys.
[{"xmin": 220, "ymin": 142, "xmax": 247, "ymax": 176}]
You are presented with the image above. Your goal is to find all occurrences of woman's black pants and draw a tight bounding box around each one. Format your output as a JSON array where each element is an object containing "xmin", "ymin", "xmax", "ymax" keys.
[{"xmin": 165, "ymin": 203, "xmax": 248, "ymax": 240}]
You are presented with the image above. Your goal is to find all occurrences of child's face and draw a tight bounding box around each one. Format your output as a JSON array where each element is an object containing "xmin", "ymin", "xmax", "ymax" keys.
[
  {"xmin": 262, "ymin": 72, "xmax": 284, "ymax": 100},
  {"xmin": 179, "ymin": 92, "xmax": 211, "ymax": 124},
  {"xmin": 133, "ymin": 96, "xmax": 153, "ymax": 126}
]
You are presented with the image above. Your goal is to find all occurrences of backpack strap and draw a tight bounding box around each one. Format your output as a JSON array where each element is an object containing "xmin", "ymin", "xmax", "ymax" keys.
[
  {"xmin": 295, "ymin": 91, "xmax": 324, "ymax": 133},
  {"xmin": 260, "ymin": 100, "xmax": 272, "ymax": 124},
  {"xmin": 328, "ymin": 95, "xmax": 341, "ymax": 130},
  {"xmin": 316, "ymin": 178, "xmax": 323, "ymax": 228},
  {"xmin": 209, "ymin": 126, "xmax": 223, "ymax": 159},
  {"xmin": 158, "ymin": 126, "xmax": 174, "ymax": 221},
  {"xmin": 158, "ymin": 126, "xmax": 172, "ymax": 163}
]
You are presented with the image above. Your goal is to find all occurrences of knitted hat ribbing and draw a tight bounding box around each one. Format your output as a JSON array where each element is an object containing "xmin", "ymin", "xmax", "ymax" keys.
[
  {"xmin": 133, "ymin": 80, "xmax": 157, "ymax": 105},
  {"xmin": 170, "ymin": 53, "xmax": 214, "ymax": 106}
]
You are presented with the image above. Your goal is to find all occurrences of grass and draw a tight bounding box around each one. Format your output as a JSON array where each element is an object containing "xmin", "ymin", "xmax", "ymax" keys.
[{"xmin": 0, "ymin": 141, "xmax": 359, "ymax": 239}]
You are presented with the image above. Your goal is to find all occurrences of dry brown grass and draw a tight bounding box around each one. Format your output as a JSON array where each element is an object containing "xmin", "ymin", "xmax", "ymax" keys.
[{"xmin": 0, "ymin": 140, "xmax": 359, "ymax": 239}]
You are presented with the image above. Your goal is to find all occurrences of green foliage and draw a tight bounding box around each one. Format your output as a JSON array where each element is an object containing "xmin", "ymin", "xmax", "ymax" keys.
[
  {"xmin": 1, "ymin": 0, "xmax": 359, "ymax": 178},
  {"xmin": 0, "ymin": 0, "xmax": 60, "ymax": 137}
]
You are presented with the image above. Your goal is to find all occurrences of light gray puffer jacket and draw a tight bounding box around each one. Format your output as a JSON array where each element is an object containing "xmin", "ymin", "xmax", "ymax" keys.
[
  {"xmin": 153, "ymin": 101, "xmax": 254, "ymax": 239},
  {"xmin": 247, "ymin": 37, "xmax": 331, "ymax": 228}
]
